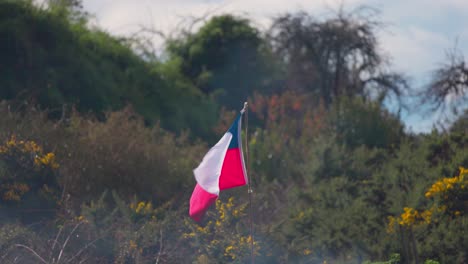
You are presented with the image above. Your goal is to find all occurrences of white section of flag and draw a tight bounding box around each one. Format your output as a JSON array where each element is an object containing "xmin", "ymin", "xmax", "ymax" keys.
[{"xmin": 193, "ymin": 132, "xmax": 233, "ymax": 195}]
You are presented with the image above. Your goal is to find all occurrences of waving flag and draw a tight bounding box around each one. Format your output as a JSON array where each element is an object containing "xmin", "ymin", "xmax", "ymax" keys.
[{"xmin": 189, "ymin": 109, "xmax": 248, "ymax": 221}]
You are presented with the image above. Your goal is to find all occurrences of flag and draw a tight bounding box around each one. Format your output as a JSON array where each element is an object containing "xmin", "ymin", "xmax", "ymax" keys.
[{"xmin": 189, "ymin": 110, "xmax": 248, "ymax": 221}]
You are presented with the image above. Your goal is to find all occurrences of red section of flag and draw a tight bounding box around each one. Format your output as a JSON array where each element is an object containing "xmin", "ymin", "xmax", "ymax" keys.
[
  {"xmin": 189, "ymin": 184, "xmax": 218, "ymax": 222},
  {"xmin": 219, "ymin": 148, "xmax": 247, "ymax": 190}
]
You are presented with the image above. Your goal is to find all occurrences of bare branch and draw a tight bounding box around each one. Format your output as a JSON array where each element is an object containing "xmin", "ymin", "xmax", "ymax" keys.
[
  {"xmin": 49, "ymin": 224, "xmax": 64, "ymax": 262},
  {"xmin": 56, "ymin": 222, "xmax": 83, "ymax": 264},
  {"xmin": 155, "ymin": 228, "xmax": 163, "ymax": 264},
  {"xmin": 14, "ymin": 244, "xmax": 47, "ymax": 264},
  {"xmin": 423, "ymin": 45, "xmax": 468, "ymax": 120}
]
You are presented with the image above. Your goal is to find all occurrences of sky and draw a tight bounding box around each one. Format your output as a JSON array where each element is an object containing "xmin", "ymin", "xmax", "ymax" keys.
[{"xmin": 79, "ymin": 0, "xmax": 468, "ymax": 132}]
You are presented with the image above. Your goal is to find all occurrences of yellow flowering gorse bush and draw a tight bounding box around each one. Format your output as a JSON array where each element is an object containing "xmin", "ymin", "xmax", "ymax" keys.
[
  {"xmin": 387, "ymin": 207, "xmax": 434, "ymax": 232},
  {"xmin": 425, "ymin": 167, "xmax": 466, "ymax": 198},
  {"xmin": 0, "ymin": 135, "xmax": 59, "ymax": 169},
  {"xmin": 0, "ymin": 135, "xmax": 60, "ymax": 206},
  {"xmin": 388, "ymin": 167, "xmax": 467, "ymax": 233},
  {"xmin": 184, "ymin": 197, "xmax": 260, "ymax": 263},
  {"xmin": 1, "ymin": 183, "xmax": 30, "ymax": 202},
  {"xmin": 130, "ymin": 201, "xmax": 154, "ymax": 215}
]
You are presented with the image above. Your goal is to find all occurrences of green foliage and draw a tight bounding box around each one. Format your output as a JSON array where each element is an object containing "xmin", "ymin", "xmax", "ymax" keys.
[
  {"xmin": 64, "ymin": 106, "xmax": 206, "ymax": 203},
  {"xmin": 363, "ymin": 253, "xmax": 442, "ymax": 264},
  {"xmin": 183, "ymin": 197, "xmax": 263, "ymax": 263},
  {"xmin": 284, "ymin": 140, "xmax": 391, "ymax": 261},
  {"xmin": 0, "ymin": 103, "xmax": 203, "ymax": 209},
  {"xmin": 424, "ymin": 260, "xmax": 440, "ymax": 264},
  {"xmin": 386, "ymin": 167, "xmax": 468, "ymax": 264},
  {"xmin": 329, "ymin": 97, "xmax": 405, "ymax": 148},
  {"xmin": 0, "ymin": 0, "xmax": 218, "ymax": 138},
  {"xmin": 247, "ymin": 92, "xmax": 467, "ymax": 263},
  {"xmin": 449, "ymin": 109, "xmax": 468, "ymax": 134},
  {"xmin": 167, "ymin": 15, "xmax": 280, "ymax": 109},
  {"xmin": 0, "ymin": 87, "xmax": 465, "ymax": 263},
  {"xmin": 363, "ymin": 253, "xmax": 400, "ymax": 264},
  {"xmin": 153, "ymin": 58, "xmax": 219, "ymax": 139}
]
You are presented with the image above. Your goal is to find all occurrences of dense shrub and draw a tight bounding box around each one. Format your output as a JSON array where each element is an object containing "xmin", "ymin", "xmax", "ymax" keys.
[{"xmin": 0, "ymin": 134, "xmax": 60, "ymax": 223}]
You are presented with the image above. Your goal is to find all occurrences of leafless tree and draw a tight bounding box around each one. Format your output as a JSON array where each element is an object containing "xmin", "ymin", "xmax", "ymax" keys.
[
  {"xmin": 423, "ymin": 46, "xmax": 468, "ymax": 121},
  {"xmin": 269, "ymin": 7, "xmax": 409, "ymax": 108}
]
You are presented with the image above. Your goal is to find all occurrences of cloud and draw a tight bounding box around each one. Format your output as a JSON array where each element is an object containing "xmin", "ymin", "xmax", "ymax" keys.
[
  {"xmin": 379, "ymin": 26, "xmax": 450, "ymax": 78},
  {"xmin": 84, "ymin": 0, "xmax": 367, "ymax": 35}
]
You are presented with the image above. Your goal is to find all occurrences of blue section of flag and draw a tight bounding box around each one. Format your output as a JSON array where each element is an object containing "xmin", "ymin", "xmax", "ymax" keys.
[{"xmin": 227, "ymin": 113, "xmax": 241, "ymax": 149}]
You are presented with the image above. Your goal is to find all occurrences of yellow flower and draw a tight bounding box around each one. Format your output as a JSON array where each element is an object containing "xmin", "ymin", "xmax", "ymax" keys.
[
  {"xmin": 225, "ymin": 245, "xmax": 234, "ymax": 253},
  {"xmin": 76, "ymin": 215, "xmax": 88, "ymax": 223},
  {"xmin": 144, "ymin": 201, "xmax": 153, "ymax": 213},
  {"xmin": 3, "ymin": 189, "xmax": 21, "ymax": 201},
  {"xmin": 34, "ymin": 153, "xmax": 59, "ymax": 169},
  {"xmin": 1, "ymin": 183, "xmax": 30, "ymax": 202},
  {"xmin": 226, "ymin": 197, "xmax": 234, "ymax": 209},
  {"xmin": 232, "ymin": 209, "xmax": 240, "ymax": 217},
  {"xmin": 135, "ymin": 201, "xmax": 145, "ymax": 214},
  {"xmin": 399, "ymin": 207, "xmax": 419, "ymax": 226},
  {"xmin": 23, "ymin": 141, "xmax": 42, "ymax": 153},
  {"xmin": 182, "ymin": 232, "xmax": 196, "ymax": 238},
  {"xmin": 16, "ymin": 183, "xmax": 30, "ymax": 193},
  {"xmin": 129, "ymin": 240, "xmax": 137, "ymax": 250},
  {"xmin": 460, "ymin": 166, "xmax": 467, "ymax": 175},
  {"xmin": 438, "ymin": 205, "xmax": 447, "ymax": 212},
  {"xmin": 420, "ymin": 209, "xmax": 432, "ymax": 224},
  {"xmin": 295, "ymin": 211, "xmax": 305, "ymax": 221},
  {"xmin": 387, "ymin": 216, "xmax": 396, "ymax": 233},
  {"xmin": 6, "ymin": 135, "xmax": 17, "ymax": 147},
  {"xmin": 224, "ymin": 245, "xmax": 236, "ymax": 259}
]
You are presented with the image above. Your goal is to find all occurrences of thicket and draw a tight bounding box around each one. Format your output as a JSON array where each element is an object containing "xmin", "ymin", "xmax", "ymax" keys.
[
  {"xmin": 0, "ymin": 0, "xmax": 218, "ymax": 138},
  {"xmin": 0, "ymin": 1, "xmax": 467, "ymax": 263},
  {"xmin": 0, "ymin": 97, "xmax": 465, "ymax": 263}
]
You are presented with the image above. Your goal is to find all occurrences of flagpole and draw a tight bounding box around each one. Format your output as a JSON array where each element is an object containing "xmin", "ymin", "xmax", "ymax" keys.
[{"xmin": 243, "ymin": 101, "xmax": 255, "ymax": 264}]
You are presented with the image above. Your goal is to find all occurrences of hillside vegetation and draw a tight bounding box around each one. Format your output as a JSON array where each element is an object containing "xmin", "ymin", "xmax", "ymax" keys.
[{"xmin": 0, "ymin": 1, "xmax": 466, "ymax": 263}]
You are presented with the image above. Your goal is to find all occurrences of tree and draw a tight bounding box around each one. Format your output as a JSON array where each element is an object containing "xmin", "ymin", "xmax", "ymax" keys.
[
  {"xmin": 449, "ymin": 109, "xmax": 468, "ymax": 134},
  {"xmin": 423, "ymin": 47, "xmax": 468, "ymax": 124},
  {"xmin": 46, "ymin": 0, "xmax": 88, "ymax": 23},
  {"xmin": 329, "ymin": 97, "xmax": 405, "ymax": 148},
  {"xmin": 167, "ymin": 15, "xmax": 279, "ymax": 109},
  {"xmin": 269, "ymin": 9, "xmax": 408, "ymax": 108},
  {"xmin": 0, "ymin": 0, "xmax": 218, "ymax": 138}
]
